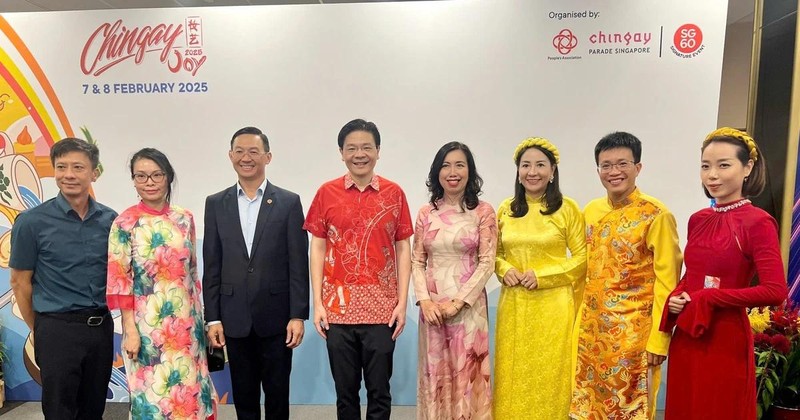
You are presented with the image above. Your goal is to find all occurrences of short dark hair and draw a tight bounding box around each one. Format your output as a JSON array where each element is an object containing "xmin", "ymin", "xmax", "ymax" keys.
[
  {"xmin": 337, "ymin": 119, "xmax": 381, "ymax": 149},
  {"xmin": 230, "ymin": 126, "xmax": 270, "ymax": 152},
  {"xmin": 50, "ymin": 137, "xmax": 100, "ymax": 169},
  {"xmin": 594, "ymin": 131, "xmax": 642, "ymax": 165},
  {"xmin": 130, "ymin": 148, "xmax": 177, "ymax": 203},
  {"xmin": 510, "ymin": 145, "xmax": 563, "ymax": 217},
  {"xmin": 701, "ymin": 136, "xmax": 766, "ymax": 198},
  {"xmin": 426, "ymin": 142, "xmax": 483, "ymax": 211}
]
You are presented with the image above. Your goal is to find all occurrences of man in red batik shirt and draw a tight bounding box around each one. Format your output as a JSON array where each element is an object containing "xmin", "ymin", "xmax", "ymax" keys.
[{"xmin": 304, "ymin": 118, "xmax": 412, "ymax": 420}]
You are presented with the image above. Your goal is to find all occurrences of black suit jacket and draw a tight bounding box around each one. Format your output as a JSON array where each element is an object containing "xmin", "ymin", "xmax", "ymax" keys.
[{"xmin": 202, "ymin": 182, "xmax": 309, "ymax": 338}]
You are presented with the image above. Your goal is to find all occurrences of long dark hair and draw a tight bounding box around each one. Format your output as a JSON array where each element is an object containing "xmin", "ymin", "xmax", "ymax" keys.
[
  {"xmin": 130, "ymin": 148, "xmax": 176, "ymax": 203},
  {"xmin": 426, "ymin": 142, "xmax": 483, "ymax": 211},
  {"xmin": 510, "ymin": 145, "xmax": 563, "ymax": 217}
]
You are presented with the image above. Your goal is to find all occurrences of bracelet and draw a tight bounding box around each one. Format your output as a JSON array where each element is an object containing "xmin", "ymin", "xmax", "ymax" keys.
[{"xmin": 451, "ymin": 302, "xmax": 460, "ymax": 312}]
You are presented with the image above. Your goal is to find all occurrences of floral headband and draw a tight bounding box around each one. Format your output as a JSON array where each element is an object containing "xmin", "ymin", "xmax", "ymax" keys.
[
  {"xmin": 704, "ymin": 127, "xmax": 758, "ymax": 161},
  {"xmin": 513, "ymin": 137, "xmax": 560, "ymax": 164}
]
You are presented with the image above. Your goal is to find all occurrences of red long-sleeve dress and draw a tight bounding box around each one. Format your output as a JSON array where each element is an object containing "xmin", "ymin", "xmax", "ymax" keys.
[{"xmin": 660, "ymin": 201, "xmax": 787, "ymax": 420}]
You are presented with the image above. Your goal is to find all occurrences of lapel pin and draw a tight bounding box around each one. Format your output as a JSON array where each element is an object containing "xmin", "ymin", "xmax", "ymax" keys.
[{"xmin": 267, "ymin": 199, "xmax": 273, "ymax": 205}]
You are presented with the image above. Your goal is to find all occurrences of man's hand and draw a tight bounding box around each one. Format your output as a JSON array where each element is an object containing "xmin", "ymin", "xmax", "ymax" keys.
[
  {"xmin": 285, "ymin": 319, "xmax": 304, "ymax": 348},
  {"xmin": 647, "ymin": 351, "xmax": 666, "ymax": 366},
  {"xmin": 314, "ymin": 306, "xmax": 329, "ymax": 339},
  {"xmin": 389, "ymin": 302, "xmax": 406, "ymax": 340},
  {"xmin": 207, "ymin": 323, "xmax": 225, "ymax": 348},
  {"xmin": 123, "ymin": 330, "xmax": 141, "ymax": 360},
  {"xmin": 502, "ymin": 269, "xmax": 522, "ymax": 287}
]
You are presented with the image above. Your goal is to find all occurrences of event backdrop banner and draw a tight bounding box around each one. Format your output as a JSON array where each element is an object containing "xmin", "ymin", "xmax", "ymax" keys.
[{"xmin": 0, "ymin": 0, "xmax": 727, "ymax": 405}]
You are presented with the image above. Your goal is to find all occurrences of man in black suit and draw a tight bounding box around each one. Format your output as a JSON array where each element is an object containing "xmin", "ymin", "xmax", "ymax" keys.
[{"xmin": 203, "ymin": 126, "xmax": 309, "ymax": 420}]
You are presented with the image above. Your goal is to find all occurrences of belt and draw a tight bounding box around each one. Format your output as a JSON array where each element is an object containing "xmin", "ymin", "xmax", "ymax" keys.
[{"xmin": 40, "ymin": 308, "xmax": 110, "ymax": 327}]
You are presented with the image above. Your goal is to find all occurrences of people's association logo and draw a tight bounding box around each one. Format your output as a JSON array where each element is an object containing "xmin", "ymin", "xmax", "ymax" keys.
[
  {"xmin": 553, "ymin": 29, "xmax": 578, "ymax": 55},
  {"xmin": 80, "ymin": 17, "xmax": 207, "ymax": 76},
  {"xmin": 671, "ymin": 23, "xmax": 704, "ymax": 58}
]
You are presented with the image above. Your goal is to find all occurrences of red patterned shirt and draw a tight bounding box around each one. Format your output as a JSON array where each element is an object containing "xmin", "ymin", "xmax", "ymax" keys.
[{"xmin": 304, "ymin": 174, "xmax": 413, "ymax": 324}]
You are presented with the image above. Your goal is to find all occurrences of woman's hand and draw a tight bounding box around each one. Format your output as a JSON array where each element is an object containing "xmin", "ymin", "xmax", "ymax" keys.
[
  {"xmin": 520, "ymin": 270, "xmax": 538, "ymax": 290},
  {"xmin": 668, "ymin": 292, "xmax": 692, "ymax": 314},
  {"xmin": 420, "ymin": 300, "xmax": 444, "ymax": 326},
  {"xmin": 502, "ymin": 269, "xmax": 523, "ymax": 287},
  {"xmin": 123, "ymin": 329, "xmax": 141, "ymax": 360},
  {"xmin": 441, "ymin": 299, "xmax": 465, "ymax": 319}
]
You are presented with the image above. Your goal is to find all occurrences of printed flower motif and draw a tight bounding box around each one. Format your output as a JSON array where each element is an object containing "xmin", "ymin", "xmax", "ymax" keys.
[
  {"xmin": 135, "ymin": 219, "xmax": 175, "ymax": 259},
  {"xmin": 145, "ymin": 245, "xmax": 189, "ymax": 283},
  {"xmin": 107, "ymin": 261, "xmax": 132, "ymax": 295},
  {"xmin": 130, "ymin": 365, "xmax": 154, "ymax": 390},
  {"xmin": 138, "ymin": 335, "xmax": 160, "ymax": 366},
  {"xmin": 114, "ymin": 211, "xmax": 140, "ymax": 231},
  {"xmin": 158, "ymin": 383, "xmax": 200, "ymax": 420},
  {"xmin": 151, "ymin": 355, "xmax": 193, "ymax": 396},
  {"xmin": 144, "ymin": 288, "xmax": 186, "ymax": 327},
  {"xmin": 132, "ymin": 261, "xmax": 154, "ymax": 296},
  {"xmin": 130, "ymin": 393, "xmax": 163, "ymax": 420},
  {"xmin": 151, "ymin": 316, "xmax": 193, "ymax": 353},
  {"xmin": 111, "ymin": 225, "xmax": 131, "ymax": 248},
  {"xmin": 200, "ymin": 378, "xmax": 216, "ymax": 416}
]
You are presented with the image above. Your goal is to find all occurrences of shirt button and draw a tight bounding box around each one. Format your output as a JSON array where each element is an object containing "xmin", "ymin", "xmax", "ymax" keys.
[{"xmin": 247, "ymin": 267, "xmax": 254, "ymax": 273}]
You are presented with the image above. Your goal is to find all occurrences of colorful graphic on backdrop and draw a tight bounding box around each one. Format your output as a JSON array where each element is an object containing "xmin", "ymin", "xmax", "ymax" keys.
[{"xmin": 0, "ymin": 15, "xmax": 231, "ymax": 402}]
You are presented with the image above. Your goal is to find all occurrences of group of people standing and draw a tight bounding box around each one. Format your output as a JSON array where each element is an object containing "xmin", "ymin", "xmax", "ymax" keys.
[
  {"xmin": 6, "ymin": 118, "xmax": 788, "ymax": 420},
  {"xmin": 413, "ymin": 128, "xmax": 786, "ymax": 420}
]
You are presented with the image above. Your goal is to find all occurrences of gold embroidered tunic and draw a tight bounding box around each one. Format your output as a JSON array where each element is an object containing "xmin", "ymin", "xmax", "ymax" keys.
[{"xmin": 571, "ymin": 188, "xmax": 681, "ymax": 420}]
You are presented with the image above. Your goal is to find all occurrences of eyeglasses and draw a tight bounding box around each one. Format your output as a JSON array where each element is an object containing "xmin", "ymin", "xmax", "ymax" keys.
[
  {"xmin": 133, "ymin": 172, "xmax": 166, "ymax": 184},
  {"xmin": 342, "ymin": 145, "xmax": 377, "ymax": 155},
  {"xmin": 231, "ymin": 149, "xmax": 266, "ymax": 159},
  {"xmin": 598, "ymin": 160, "xmax": 637, "ymax": 173}
]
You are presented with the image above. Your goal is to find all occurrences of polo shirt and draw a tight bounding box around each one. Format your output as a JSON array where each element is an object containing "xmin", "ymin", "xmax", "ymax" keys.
[
  {"xmin": 9, "ymin": 193, "xmax": 117, "ymax": 313},
  {"xmin": 304, "ymin": 174, "xmax": 413, "ymax": 324}
]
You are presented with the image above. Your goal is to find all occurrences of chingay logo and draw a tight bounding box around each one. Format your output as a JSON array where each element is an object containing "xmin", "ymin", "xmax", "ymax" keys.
[{"xmin": 80, "ymin": 18, "xmax": 207, "ymax": 77}]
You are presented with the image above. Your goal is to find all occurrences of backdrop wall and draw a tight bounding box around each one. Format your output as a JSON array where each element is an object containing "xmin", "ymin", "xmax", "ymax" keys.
[{"xmin": 0, "ymin": 0, "xmax": 728, "ymax": 405}]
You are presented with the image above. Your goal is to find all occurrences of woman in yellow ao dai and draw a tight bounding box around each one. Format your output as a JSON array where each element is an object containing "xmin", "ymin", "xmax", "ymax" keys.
[{"xmin": 494, "ymin": 138, "xmax": 587, "ymax": 419}]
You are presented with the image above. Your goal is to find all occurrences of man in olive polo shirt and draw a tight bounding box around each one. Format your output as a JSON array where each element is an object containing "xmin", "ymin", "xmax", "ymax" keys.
[{"xmin": 10, "ymin": 138, "xmax": 117, "ymax": 420}]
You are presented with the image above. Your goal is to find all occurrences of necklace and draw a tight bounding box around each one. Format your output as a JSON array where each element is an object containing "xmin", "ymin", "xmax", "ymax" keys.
[{"xmin": 713, "ymin": 198, "xmax": 751, "ymax": 213}]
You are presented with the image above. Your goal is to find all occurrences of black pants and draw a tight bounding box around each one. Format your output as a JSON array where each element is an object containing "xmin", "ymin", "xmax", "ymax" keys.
[
  {"xmin": 326, "ymin": 324, "xmax": 395, "ymax": 420},
  {"xmin": 34, "ymin": 310, "xmax": 113, "ymax": 420},
  {"xmin": 226, "ymin": 329, "xmax": 293, "ymax": 420}
]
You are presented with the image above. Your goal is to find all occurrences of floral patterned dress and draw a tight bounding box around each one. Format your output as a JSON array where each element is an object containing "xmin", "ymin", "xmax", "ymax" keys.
[
  {"xmin": 107, "ymin": 202, "xmax": 217, "ymax": 420},
  {"xmin": 411, "ymin": 200, "xmax": 496, "ymax": 420}
]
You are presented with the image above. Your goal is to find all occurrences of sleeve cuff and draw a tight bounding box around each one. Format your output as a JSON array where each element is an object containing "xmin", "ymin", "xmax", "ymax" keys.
[{"xmin": 107, "ymin": 295, "xmax": 134, "ymax": 311}]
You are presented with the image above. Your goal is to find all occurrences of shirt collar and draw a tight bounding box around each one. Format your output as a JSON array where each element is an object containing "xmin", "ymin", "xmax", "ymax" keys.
[
  {"xmin": 609, "ymin": 187, "xmax": 641, "ymax": 209},
  {"xmin": 55, "ymin": 192, "xmax": 98, "ymax": 218},
  {"xmin": 237, "ymin": 178, "xmax": 268, "ymax": 197},
  {"xmin": 344, "ymin": 173, "xmax": 380, "ymax": 191}
]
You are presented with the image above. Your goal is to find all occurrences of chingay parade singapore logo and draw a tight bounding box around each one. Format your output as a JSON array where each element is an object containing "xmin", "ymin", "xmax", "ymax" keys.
[{"xmin": 80, "ymin": 17, "xmax": 207, "ymax": 77}]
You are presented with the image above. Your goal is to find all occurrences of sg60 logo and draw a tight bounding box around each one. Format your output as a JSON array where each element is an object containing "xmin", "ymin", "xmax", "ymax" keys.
[{"xmin": 673, "ymin": 24, "xmax": 703, "ymax": 54}]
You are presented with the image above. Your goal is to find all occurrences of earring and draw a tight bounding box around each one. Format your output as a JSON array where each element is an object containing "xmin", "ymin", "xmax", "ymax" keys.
[
  {"xmin": 549, "ymin": 176, "xmax": 554, "ymax": 184},
  {"xmin": 744, "ymin": 176, "xmax": 749, "ymax": 183}
]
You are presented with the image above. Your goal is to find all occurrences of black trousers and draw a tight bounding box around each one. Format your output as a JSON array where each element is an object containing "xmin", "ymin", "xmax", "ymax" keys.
[
  {"xmin": 34, "ymin": 310, "xmax": 113, "ymax": 420},
  {"xmin": 326, "ymin": 324, "xmax": 395, "ymax": 420},
  {"xmin": 226, "ymin": 329, "xmax": 293, "ymax": 420}
]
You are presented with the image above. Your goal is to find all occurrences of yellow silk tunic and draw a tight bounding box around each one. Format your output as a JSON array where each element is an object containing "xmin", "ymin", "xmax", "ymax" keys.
[
  {"xmin": 571, "ymin": 188, "xmax": 681, "ymax": 420},
  {"xmin": 494, "ymin": 195, "xmax": 587, "ymax": 419}
]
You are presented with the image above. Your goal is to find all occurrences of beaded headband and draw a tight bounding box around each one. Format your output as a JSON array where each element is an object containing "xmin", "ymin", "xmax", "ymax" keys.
[
  {"xmin": 704, "ymin": 127, "xmax": 758, "ymax": 161},
  {"xmin": 513, "ymin": 137, "xmax": 560, "ymax": 164}
]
